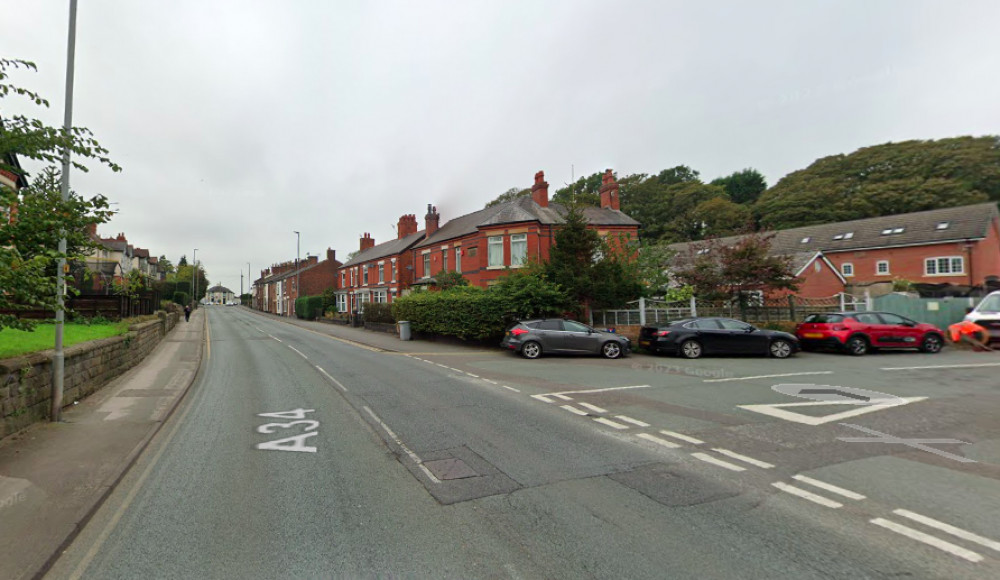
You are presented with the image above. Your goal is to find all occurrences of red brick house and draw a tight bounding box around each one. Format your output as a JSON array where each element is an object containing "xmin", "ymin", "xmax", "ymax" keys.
[
  {"xmin": 409, "ymin": 170, "xmax": 640, "ymax": 288},
  {"xmin": 254, "ymin": 248, "xmax": 341, "ymax": 316},
  {"xmin": 335, "ymin": 217, "xmax": 425, "ymax": 314}
]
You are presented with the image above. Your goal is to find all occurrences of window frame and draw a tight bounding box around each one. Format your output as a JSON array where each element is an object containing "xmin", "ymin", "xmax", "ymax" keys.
[
  {"xmin": 454, "ymin": 247, "xmax": 461, "ymax": 273},
  {"xmin": 876, "ymin": 260, "xmax": 890, "ymax": 275},
  {"xmin": 488, "ymin": 236, "xmax": 504, "ymax": 268},
  {"xmin": 378, "ymin": 262, "xmax": 384, "ymax": 284},
  {"xmin": 924, "ymin": 256, "xmax": 964, "ymax": 276},
  {"xmin": 423, "ymin": 252, "xmax": 431, "ymax": 278},
  {"xmin": 841, "ymin": 262, "xmax": 854, "ymax": 277},
  {"xmin": 510, "ymin": 233, "xmax": 527, "ymax": 267}
]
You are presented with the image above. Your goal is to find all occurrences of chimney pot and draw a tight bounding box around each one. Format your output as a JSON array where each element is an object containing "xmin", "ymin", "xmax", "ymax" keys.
[
  {"xmin": 599, "ymin": 169, "xmax": 620, "ymax": 211},
  {"xmin": 531, "ymin": 170, "xmax": 549, "ymax": 207}
]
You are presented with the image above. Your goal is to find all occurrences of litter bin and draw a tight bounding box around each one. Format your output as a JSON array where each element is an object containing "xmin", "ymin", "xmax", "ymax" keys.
[{"xmin": 398, "ymin": 321, "xmax": 411, "ymax": 341}]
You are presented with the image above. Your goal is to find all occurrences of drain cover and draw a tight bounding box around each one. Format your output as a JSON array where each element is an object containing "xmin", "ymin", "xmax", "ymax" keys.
[{"xmin": 423, "ymin": 458, "xmax": 478, "ymax": 480}]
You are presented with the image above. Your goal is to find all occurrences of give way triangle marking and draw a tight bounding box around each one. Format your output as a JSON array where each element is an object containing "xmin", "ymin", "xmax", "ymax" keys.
[{"xmin": 737, "ymin": 397, "xmax": 927, "ymax": 425}]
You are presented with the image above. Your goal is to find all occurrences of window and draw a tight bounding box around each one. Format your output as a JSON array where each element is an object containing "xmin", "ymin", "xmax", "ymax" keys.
[
  {"xmin": 880, "ymin": 228, "xmax": 893, "ymax": 235},
  {"xmin": 876, "ymin": 260, "xmax": 890, "ymax": 275},
  {"xmin": 378, "ymin": 263, "xmax": 384, "ymax": 283},
  {"xmin": 878, "ymin": 313, "xmax": 911, "ymax": 326},
  {"xmin": 936, "ymin": 221, "xmax": 950, "ymax": 230},
  {"xmin": 718, "ymin": 319, "xmax": 753, "ymax": 331},
  {"xmin": 441, "ymin": 250, "xmax": 448, "ymax": 272},
  {"xmin": 842, "ymin": 262, "xmax": 854, "ymax": 277},
  {"xmin": 373, "ymin": 290, "xmax": 387, "ymax": 303},
  {"xmin": 336, "ymin": 294, "xmax": 347, "ymax": 313},
  {"xmin": 685, "ymin": 319, "xmax": 722, "ymax": 330},
  {"xmin": 423, "ymin": 253, "xmax": 431, "ymax": 277},
  {"xmin": 563, "ymin": 320, "xmax": 591, "ymax": 333},
  {"xmin": 391, "ymin": 258, "xmax": 397, "ymax": 281},
  {"xmin": 804, "ymin": 313, "xmax": 844, "ymax": 323},
  {"xmin": 454, "ymin": 248, "xmax": 461, "ymax": 272},
  {"xmin": 362, "ymin": 264, "xmax": 368, "ymax": 285},
  {"xmin": 340, "ymin": 272, "xmax": 345, "ymax": 287},
  {"xmin": 467, "ymin": 246, "xmax": 478, "ymax": 258},
  {"xmin": 925, "ymin": 256, "xmax": 964, "ymax": 275},
  {"xmin": 853, "ymin": 313, "xmax": 881, "ymax": 324},
  {"xmin": 510, "ymin": 234, "xmax": 527, "ymax": 266},
  {"xmin": 800, "ymin": 237, "xmax": 811, "ymax": 243},
  {"xmin": 534, "ymin": 320, "xmax": 563, "ymax": 331},
  {"xmin": 488, "ymin": 236, "xmax": 503, "ymax": 267},
  {"xmin": 833, "ymin": 234, "xmax": 844, "ymax": 240},
  {"xmin": 844, "ymin": 232, "xmax": 854, "ymax": 239},
  {"xmin": 893, "ymin": 227, "xmax": 904, "ymax": 234}
]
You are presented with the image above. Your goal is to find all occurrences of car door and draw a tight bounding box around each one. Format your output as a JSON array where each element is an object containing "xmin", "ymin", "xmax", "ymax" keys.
[
  {"xmin": 850, "ymin": 312, "xmax": 883, "ymax": 344},
  {"xmin": 562, "ymin": 320, "xmax": 601, "ymax": 353},
  {"xmin": 876, "ymin": 313, "xmax": 922, "ymax": 347},
  {"xmin": 533, "ymin": 320, "xmax": 565, "ymax": 352},
  {"xmin": 717, "ymin": 318, "xmax": 769, "ymax": 354},
  {"xmin": 685, "ymin": 318, "xmax": 728, "ymax": 354}
]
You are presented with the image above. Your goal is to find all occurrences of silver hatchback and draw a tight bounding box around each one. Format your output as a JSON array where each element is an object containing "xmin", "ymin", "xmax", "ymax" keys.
[{"xmin": 500, "ymin": 318, "xmax": 631, "ymax": 359}]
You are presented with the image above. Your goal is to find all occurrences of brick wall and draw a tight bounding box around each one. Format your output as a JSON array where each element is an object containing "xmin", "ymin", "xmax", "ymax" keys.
[{"xmin": 0, "ymin": 311, "xmax": 180, "ymax": 439}]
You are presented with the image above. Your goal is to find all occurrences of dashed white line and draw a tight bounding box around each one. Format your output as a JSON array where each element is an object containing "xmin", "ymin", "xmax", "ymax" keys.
[
  {"xmin": 561, "ymin": 405, "xmax": 590, "ymax": 416},
  {"xmin": 593, "ymin": 417, "xmax": 630, "ymax": 430},
  {"xmin": 288, "ymin": 345, "xmax": 308, "ymax": 359},
  {"xmin": 893, "ymin": 509, "xmax": 1000, "ymax": 553},
  {"xmin": 502, "ymin": 385, "xmax": 521, "ymax": 393},
  {"xmin": 268, "ymin": 335, "xmax": 283, "ymax": 343},
  {"xmin": 363, "ymin": 406, "xmax": 441, "ymax": 484},
  {"xmin": 637, "ymin": 433, "xmax": 681, "ymax": 449},
  {"xmin": 552, "ymin": 394, "xmax": 573, "ymax": 401},
  {"xmin": 881, "ymin": 363, "xmax": 1000, "ymax": 371},
  {"xmin": 659, "ymin": 430, "xmax": 704, "ymax": 445},
  {"xmin": 483, "ymin": 379, "xmax": 498, "ymax": 385},
  {"xmin": 616, "ymin": 415, "xmax": 651, "ymax": 428},
  {"xmin": 792, "ymin": 475, "xmax": 866, "ymax": 500},
  {"xmin": 692, "ymin": 452, "xmax": 746, "ymax": 472},
  {"xmin": 712, "ymin": 448, "xmax": 774, "ymax": 469},
  {"xmin": 578, "ymin": 402, "xmax": 608, "ymax": 414},
  {"xmin": 464, "ymin": 372, "xmax": 480, "ymax": 378},
  {"xmin": 871, "ymin": 518, "xmax": 983, "ymax": 563},
  {"xmin": 315, "ymin": 366, "xmax": 348, "ymax": 392},
  {"xmin": 531, "ymin": 394, "xmax": 555, "ymax": 403},
  {"xmin": 771, "ymin": 482, "xmax": 843, "ymax": 509},
  {"xmin": 704, "ymin": 371, "xmax": 832, "ymax": 383}
]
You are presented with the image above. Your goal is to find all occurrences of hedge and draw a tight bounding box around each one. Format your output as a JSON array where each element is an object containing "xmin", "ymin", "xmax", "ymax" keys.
[
  {"xmin": 295, "ymin": 295, "xmax": 324, "ymax": 320},
  {"xmin": 172, "ymin": 291, "xmax": 189, "ymax": 306},
  {"xmin": 363, "ymin": 303, "xmax": 394, "ymax": 324}
]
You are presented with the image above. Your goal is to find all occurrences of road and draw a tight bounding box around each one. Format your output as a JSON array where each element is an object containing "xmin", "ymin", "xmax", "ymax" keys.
[{"xmin": 48, "ymin": 307, "xmax": 1000, "ymax": 579}]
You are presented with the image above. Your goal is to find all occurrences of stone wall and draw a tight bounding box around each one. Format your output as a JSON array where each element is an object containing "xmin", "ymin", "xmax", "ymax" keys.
[{"xmin": 0, "ymin": 311, "xmax": 180, "ymax": 439}]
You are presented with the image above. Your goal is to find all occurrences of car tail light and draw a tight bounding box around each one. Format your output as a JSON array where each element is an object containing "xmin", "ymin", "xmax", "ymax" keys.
[
  {"xmin": 656, "ymin": 330, "xmax": 671, "ymax": 337},
  {"xmin": 510, "ymin": 328, "xmax": 529, "ymax": 337}
]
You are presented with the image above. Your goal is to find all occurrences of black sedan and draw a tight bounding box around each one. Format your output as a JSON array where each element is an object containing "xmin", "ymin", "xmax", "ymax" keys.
[
  {"xmin": 638, "ymin": 317, "xmax": 799, "ymax": 359},
  {"xmin": 501, "ymin": 319, "xmax": 631, "ymax": 359}
]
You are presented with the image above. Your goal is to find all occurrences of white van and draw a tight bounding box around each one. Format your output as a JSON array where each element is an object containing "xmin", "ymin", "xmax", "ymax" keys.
[{"xmin": 965, "ymin": 291, "xmax": 1000, "ymax": 343}]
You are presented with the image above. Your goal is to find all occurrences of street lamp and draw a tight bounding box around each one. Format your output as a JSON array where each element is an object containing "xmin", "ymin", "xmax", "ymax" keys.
[
  {"xmin": 293, "ymin": 231, "xmax": 300, "ymax": 317},
  {"xmin": 247, "ymin": 261, "xmax": 251, "ymax": 308},
  {"xmin": 192, "ymin": 248, "xmax": 198, "ymax": 307}
]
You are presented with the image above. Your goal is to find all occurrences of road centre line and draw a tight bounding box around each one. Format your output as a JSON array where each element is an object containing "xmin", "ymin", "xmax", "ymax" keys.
[
  {"xmin": 483, "ymin": 379, "xmax": 498, "ymax": 385},
  {"xmin": 578, "ymin": 402, "xmax": 608, "ymax": 414},
  {"xmin": 616, "ymin": 415, "xmax": 651, "ymax": 427},
  {"xmin": 659, "ymin": 430, "xmax": 704, "ymax": 445},
  {"xmin": 704, "ymin": 371, "xmax": 833, "ymax": 383},
  {"xmin": 637, "ymin": 433, "xmax": 681, "ymax": 449},
  {"xmin": 561, "ymin": 405, "xmax": 590, "ymax": 416},
  {"xmin": 288, "ymin": 345, "xmax": 308, "ymax": 359},
  {"xmin": 712, "ymin": 448, "xmax": 774, "ymax": 469},
  {"xmin": 792, "ymin": 475, "xmax": 866, "ymax": 500},
  {"xmin": 268, "ymin": 334, "xmax": 282, "ymax": 343},
  {"xmin": 547, "ymin": 385, "xmax": 652, "ymax": 396},
  {"xmin": 893, "ymin": 509, "xmax": 1000, "ymax": 553},
  {"xmin": 315, "ymin": 366, "xmax": 348, "ymax": 392},
  {"xmin": 465, "ymin": 372, "xmax": 480, "ymax": 378},
  {"xmin": 870, "ymin": 518, "xmax": 983, "ymax": 563},
  {"xmin": 594, "ymin": 417, "xmax": 630, "ymax": 430},
  {"xmin": 363, "ymin": 406, "xmax": 440, "ymax": 484},
  {"xmin": 502, "ymin": 385, "xmax": 521, "ymax": 393},
  {"xmin": 771, "ymin": 482, "xmax": 843, "ymax": 509},
  {"xmin": 881, "ymin": 363, "xmax": 1000, "ymax": 371},
  {"xmin": 692, "ymin": 452, "xmax": 746, "ymax": 472}
]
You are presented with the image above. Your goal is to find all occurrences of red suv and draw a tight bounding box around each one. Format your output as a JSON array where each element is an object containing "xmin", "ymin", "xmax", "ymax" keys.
[{"xmin": 795, "ymin": 311, "xmax": 946, "ymax": 356}]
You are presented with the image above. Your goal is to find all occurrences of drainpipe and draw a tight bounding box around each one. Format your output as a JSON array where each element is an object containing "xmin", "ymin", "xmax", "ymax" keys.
[{"xmin": 965, "ymin": 241, "xmax": 975, "ymax": 289}]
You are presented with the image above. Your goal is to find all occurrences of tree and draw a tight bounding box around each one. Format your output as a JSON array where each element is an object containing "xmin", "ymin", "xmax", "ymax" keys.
[
  {"xmin": 754, "ymin": 136, "xmax": 999, "ymax": 229},
  {"xmin": 653, "ymin": 165, "xmax": 700, "ymax": 186},
  {"xmin": 1, "ymin": 58, "xmax": 120, "ymax": 330},
  {"xmin": 552, "ymin": 171, "xmax": 605, "ymax": 206},
  {"xmin": 711, "ymin": 168, "xmax": 767, "ymax": 205},
  {"xmin": 690, "ymin": 197, "xmax": 753, "ymax": 238},
  {"xmin": 177, "ymin": 254, "xmax": 188, "ymax": 267},
  {"xmin": 490, "ymin": 270, "xmax": 569, "ymax": 320},
  {"xmin": 673, "ymin": 231, "xmax": 799, "ymax": 304},
  {"xmin": 433, "ymin": 270, "xmax": 469, "ymax": 291},
  {"xmin": 485, "ymin": 187, "xmax": 530, "ymax": 208},
  {"xmin": 157, "ymin": 255, "xmax": 175, "ymax": 276}
]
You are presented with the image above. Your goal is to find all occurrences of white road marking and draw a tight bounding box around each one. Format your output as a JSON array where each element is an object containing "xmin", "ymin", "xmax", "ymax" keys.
[
  {"xmin": 771, "ymin": 482, "xmax": 843, "ymax": 508},
  {"xmin": 578, "ymin": 402, "xmax": 608, "ymax": 414},
  {"xmin": 315, "ymin": 366, "xmax": 348, "ymax": 392},
  {"xmin": 288, "ymin": 345, "xmax": 308, "ymax": 359},
  {"xmin": 503, "ymin": 385, "xmax": 521, "ymax": 393},
  {"xmin": 268, "ymin": 335, "xmax": 283, "ymax": 343},
  {"xmin": 254, "ymin": 326, "xmax": 266, "ymax": 333},
  {"xmin": 704, "ymin": 371, "xmax": 833, "ymax": 383},
  {"xmin": 561, "ymin": 405, "xmax": 590, "ymax": 416},
  {"xmin": 659, "ymin": 430, "xmax": 704, "ymax": 445},
  {"xmin": 893, "ymin": 509, "xmax": 1000, "ymax": 553},
  {"xmin": 637, "ymin": 433, "xmax": 681, "ymax": 448},
  {"xmin": 363, "ymin": 406, "xmax": 441, "ymax": 484},
  {"xmin": 712, "ymin": 448, "xmax": 774, "ymax": 469},
  {"xmin": 881, "ymin": 363, "xmax": 1000, "ymax": 371},
  {"xmin": 593, "ymin": 417, "xmax": 630, "ymax": 430},
  {"xmin": 483, "ymin": 379, "xmax": 498, "ymax": 385},
  {"xmin": 552, "ymin": 394, "xmax": 573, "ymax": 401},
  {"xmin": 616, "ymin": 415, "xmax": 651, "ymax": 427},
  {"xmin": 738, "ymin": 397, "xmax": 927, "ymax": 425},
  {"xmin": 436, "ymin": 363, "xmax": 449, "ymax": 368},
  {"xmin": 531, "ymin": 394, "xmax": 555, "ymax": 403},
  {"xmin": 692, "ymin": 452, "xmax": 746, "ymax": 472},
  {"xmin": 792, "ymin": 475, "xmax": 866, "ymax": 500},
  {"xmin": 871, "ymin": 518, "xmax": 983, "ymax": 563},
  {"xmin": 465, "ymin": 372, "xmax": 480, "ymax": 378},
  {"xmin": 548, "ymin": 385, "xmax": 652, "ymax": 396}
]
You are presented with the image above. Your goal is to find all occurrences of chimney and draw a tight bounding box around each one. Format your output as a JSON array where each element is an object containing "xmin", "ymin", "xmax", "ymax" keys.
[
  {"xmin": 360, "ymin": 232, "xmax": 375, "ymax": 251},
  {"xmin": 306, "ymin": 255, "xmax": 318, "ymax": 266},
  {"xmin": 116, "ymin": 232, "xmax": 127, "ymax": 242},
  {"xmin": 326, "ymin": 248, "xmax": 336, "ymax": 263},
  {"xmin": 424, "ymin": 204, "xmax": 440, "ymax": 236},
  {"xmin": 86, "ymin": 223, "xmax": 98, "ymax": 238},
  {"xmin": 397, "ymin": 213, "xmax": 418, "ymax": 239},
  {"xmin": 531, "ymin": 170, "xmax": 549, "ymax": 207},
  {"xmin": 599, "ymin": 169, "xmax": 620, "ymax": 211}
]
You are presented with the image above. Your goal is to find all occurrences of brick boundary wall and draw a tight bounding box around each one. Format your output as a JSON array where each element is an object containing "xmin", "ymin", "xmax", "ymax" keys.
[{"xmin": 0, "ymin": 311, "xmax": 180, "ymax": 439}]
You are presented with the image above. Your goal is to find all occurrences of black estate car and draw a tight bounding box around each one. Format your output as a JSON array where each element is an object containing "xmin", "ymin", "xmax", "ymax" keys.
[
  {"xmin": 501, "ymin": 319, "xmax": 631, "ymax": 359},
  {"xmin": 639, "ymin": 317, "xmax": 799, "ymax": 359}
]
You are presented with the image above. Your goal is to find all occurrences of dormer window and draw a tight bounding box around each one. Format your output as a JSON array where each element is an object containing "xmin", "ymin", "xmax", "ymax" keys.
[{"xmin": 936, "ymin": 222, "xmax": 949, "ymax": 230}]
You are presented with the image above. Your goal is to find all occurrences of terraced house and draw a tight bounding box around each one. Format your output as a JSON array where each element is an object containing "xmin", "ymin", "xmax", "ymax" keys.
[{"xmin": 335, "ymin": 216, "xmax": 425, "ymax": 315}]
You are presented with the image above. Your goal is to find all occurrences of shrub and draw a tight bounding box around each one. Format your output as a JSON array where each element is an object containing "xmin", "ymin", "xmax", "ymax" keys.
[
  {"xmin": 175, "ymin": 281, "xmax": 191, "ymax": 295},
  {"xmin": 173, "ymin": 291, "xmax": 189, "ymax": 306},
  {"xmin": 759, "ymin": 321, "xmax": 798, "ymax": 334},
  {"xmin": 294, "ymin": 296, "xmax": 325, "ymax": 320},
  {"xmin": 321, "ymin": 288, "xmax": 337, "ymax": 313},
  {"xmin": 363, "ymin": 303, "xmax": 394, "ymax": 324}
]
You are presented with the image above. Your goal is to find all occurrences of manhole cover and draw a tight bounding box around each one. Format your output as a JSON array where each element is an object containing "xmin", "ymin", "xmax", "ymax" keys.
[{"xmin": 423, "ymin": 458, "xmax": 478, "ymax": 480}]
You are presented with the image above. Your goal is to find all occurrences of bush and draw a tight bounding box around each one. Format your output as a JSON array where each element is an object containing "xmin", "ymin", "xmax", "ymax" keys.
[
  {"xmin": 363, "ymin": 303, "xmax": 395, "ymax": 324},
  {"xmin": 173, "ymin": 291, "xmax": 189, "ymax": 306},
  {"xmin": 175, "ymin": 281, "xmax": 191, "ymax": 295},
  {"xmin": 759, "ymin": 321, "xmax": 798, "ymax": 334},
  {"xmin": 321, "ymin": 288, "xmax": 337, "ymax": 313},
  {"xmin": 294, "ymin": 295, "xmax": 325, "ymax": 320}
]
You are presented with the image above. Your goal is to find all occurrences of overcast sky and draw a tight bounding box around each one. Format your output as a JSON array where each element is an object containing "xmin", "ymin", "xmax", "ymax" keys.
[{"xmin": 3, "ymin": 0, "xmax": 999, "ymax": 293}]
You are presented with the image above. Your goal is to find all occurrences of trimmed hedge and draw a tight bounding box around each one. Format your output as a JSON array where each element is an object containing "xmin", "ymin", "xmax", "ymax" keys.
[
  {"xmin": 172, "ymin": 291, "xmax": 189, "ymax": 306},
  {"xmin": 363, "ymin": 303, "xmax": 394, "ymax": 324},
  {"xmin": 295, "ymin": 296, "xmax": 324, "ymax": 320}
]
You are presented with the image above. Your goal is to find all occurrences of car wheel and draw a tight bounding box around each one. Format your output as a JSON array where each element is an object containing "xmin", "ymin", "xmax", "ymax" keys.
[
  {"xmin": 601, "ymin": 341, "xmax": 622, "ymax": 359},
  {"xmin": 770, "ymin": 339, "xmax": 793, "ymax": 359},
  {"xmin": 680, "ymin": 339, "xmax": 702, "ymax": 359},
  {"xmin": 521, "ymin": 341, "xmax": 542, "ymax": 359},
  {"xmin": 920, "ymin": 334, "xmax": 944, "ymax": 354},
  {"xmin": 846, "ymin": 335, "xmax": 869, "ymax": 356}
]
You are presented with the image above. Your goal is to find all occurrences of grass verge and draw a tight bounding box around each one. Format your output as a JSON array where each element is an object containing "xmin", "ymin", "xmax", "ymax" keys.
[{"xmin": 0, "ymin": 322, "xmax": 131, "ymax": 359}]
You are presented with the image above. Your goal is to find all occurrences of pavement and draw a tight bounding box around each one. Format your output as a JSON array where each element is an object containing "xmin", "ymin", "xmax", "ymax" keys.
[{"xmin": 0, "ymin": 308, "xmax": 206, "ymax": 580}]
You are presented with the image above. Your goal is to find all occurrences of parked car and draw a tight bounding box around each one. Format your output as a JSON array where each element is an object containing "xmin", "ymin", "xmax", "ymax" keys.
[
  {"xmin": 638, "ymin": 317, "xmax": 799, "ymax": 359},
  {"xmin": 965, "ymin": 291, "xmax": 1000, "ymax": 344},
  {"xmin": 501, "ymin": 319, "xmax": 631, "ymax": 359},
  {"xmin": 794, "ymin": 311, "xmax": 945, "ymax": 355}
]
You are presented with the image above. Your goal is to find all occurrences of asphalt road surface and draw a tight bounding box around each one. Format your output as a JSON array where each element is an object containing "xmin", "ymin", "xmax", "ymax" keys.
[{"xmin": 48, "ymin": 307, "xmax": 1000, "ymax": 579}]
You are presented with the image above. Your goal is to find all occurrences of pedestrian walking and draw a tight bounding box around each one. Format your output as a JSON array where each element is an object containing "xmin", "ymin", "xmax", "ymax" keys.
[
  {"xmin": 948, "ymin": 319, "xmax": 992, "ymax": 351},
  {"xmin": 184, "ymin": 304, "xmax": 192, "ymax": 322}
]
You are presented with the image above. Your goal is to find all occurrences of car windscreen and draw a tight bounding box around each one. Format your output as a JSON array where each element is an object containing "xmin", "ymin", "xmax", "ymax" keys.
[
  {"xmin": 803, "ymin": 314, "xmax": 844, "ymax": 323},
  {"xmin": 974, "ymin": 294, "xmax": 1000, "ymax": 313}
]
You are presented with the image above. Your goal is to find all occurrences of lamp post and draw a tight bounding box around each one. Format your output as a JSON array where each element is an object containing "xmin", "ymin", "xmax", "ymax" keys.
[
  {"xmin": 293, "ymin": 231, "xmax": 300, "ymax": 317},
  {"xmin": 247, "ymin": 261, "xmax": 251, "ymax": 308},
  {"xmin": 192, "ymin": 248, "xmax": 198, "ymax": 307}
]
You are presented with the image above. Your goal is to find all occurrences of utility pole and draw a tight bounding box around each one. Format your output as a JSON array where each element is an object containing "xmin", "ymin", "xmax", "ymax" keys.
[
  {"xmin": 247, "ymin": 261, "xmax": 251, "ymax": 308},
  {"xmin": 192, "ymin": 248, "xmax": 198, "ymax": 307},
  {"xmin": 52, "ymin": 0, "xmax": 78, "ymax": 423},
  {"xmin": 293, "ymin": 231, "xmax": 300, "ymax": 317}
]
